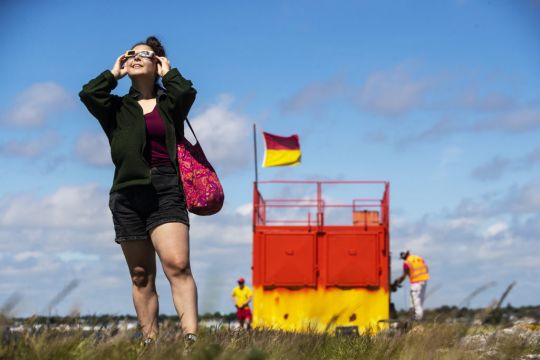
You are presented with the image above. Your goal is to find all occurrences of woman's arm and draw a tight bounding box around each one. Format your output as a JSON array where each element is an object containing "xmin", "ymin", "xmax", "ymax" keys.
[
  {"xmin": 79, "ymin": 70, "xmax": 120, "ymax": 134},
  {"xmin": 79, "ymin": 55, "xmax": 126, "ymax": 134},
  {"xmin": 160, "ymin": 66, "xmax": 197, "ymax": 121}
]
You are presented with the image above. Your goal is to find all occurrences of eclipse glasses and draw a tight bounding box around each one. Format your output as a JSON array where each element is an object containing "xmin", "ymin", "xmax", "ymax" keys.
[{"xmin": 124, "ymin": 50, "xmax": 155, "ymax": 59}]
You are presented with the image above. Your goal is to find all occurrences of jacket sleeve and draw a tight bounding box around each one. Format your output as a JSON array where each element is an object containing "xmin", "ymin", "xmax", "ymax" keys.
[
  {"xmin": 79, "ymin": 70, "xmax": 120, "ymax": 135},
  {"xmin": 161, "ymin": 68, "xmax": 197, "ymax": 123}
]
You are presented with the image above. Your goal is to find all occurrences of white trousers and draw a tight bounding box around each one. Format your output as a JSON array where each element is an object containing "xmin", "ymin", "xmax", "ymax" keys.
[{"xmin": 410, "ymin": 281, "xmax": 427, "ymax": 320}]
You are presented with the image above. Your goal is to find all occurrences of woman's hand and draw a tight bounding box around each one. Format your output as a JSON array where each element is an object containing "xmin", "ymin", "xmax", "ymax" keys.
[
  {"xmin": 111, "ymin": 54, "xmax": 128, "ymax": 80},
  {"xmin": 156, "ymin": 56, "xmax": 171, "ymax": 77}
]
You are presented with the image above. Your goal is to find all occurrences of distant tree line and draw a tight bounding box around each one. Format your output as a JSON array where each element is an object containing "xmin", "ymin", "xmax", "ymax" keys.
[{"xmin": 8, "ymin": 305, "xmax": 539, "ymax": 326}]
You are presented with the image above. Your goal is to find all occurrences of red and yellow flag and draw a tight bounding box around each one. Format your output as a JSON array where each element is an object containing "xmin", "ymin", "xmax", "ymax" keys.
[{"xmin": 262, "ymin": 132, "xmax": 301, "ymax": 167}]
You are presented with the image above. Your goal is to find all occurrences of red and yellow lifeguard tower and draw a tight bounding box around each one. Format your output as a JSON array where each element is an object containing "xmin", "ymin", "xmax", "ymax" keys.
[{"xmin": 252, "ymin": 180, "xmax": 390, "ymax": 334}]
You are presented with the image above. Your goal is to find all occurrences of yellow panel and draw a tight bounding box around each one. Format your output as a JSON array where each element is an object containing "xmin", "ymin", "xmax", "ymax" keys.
[{"xmin": 252, "ymin": 286, "xmax": 389, "ymax": 334}]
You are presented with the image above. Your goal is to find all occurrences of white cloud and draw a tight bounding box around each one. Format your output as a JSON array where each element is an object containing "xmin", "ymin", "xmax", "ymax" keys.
[
  {"xmin": 0, "ymin": 131, "xmax": 59, "ymax": 158},
  {"xmin": 432, "ymin": 146, "xmax": 463, "ymax": 180},
  {"xmin": 482, "ymin": 222, "xmax": 508, "ymax": 238},
  {"xmin": 1, "ymin": 264, "xmax": 60, "ymax": 278},
  {"xmin": 235, "ymin": 203, "xmax": 253, "ymax": 217},
  {"xmin": 397, "ymin": 106, "xmax": 540, "ymax": 147},
  {"xmin": 281, "ymin": 76, "xmax": 348, "ymax": 113},
  {"xmin": 188, "ymin": 95, "xmax": 252, "ymax": 174},
  {"xmin": 474, "ymin": 107, "xmax": 540, "ymax": 133},
  {"xmin": 0, "ymin": 183, "xmax": 254, "ymax": 316},
  {"xmin": 471, "ymin": 147, "xmax": 540, "ymax": 182},
  {"xmin": 457, "ymin": 89, "xmax": 514, "ymax": 112},
  {"xmin": 0, "ymin": 184, "xmax": 110, "ymax": 230},
  {"xmin": 357, "ymin": 64, "xmax": 431, "ymax": 116},
  {"xmin": 75, "ymin": 131, "xmax": 112, "ymax": 167},
  {"xmin": 1, "ymin": 82, "xmax": 74, "ymax": 127},
  {"xmin": 447, "ymin": 217, "xmax": 479, "ymax": 228},
  {"xmin": 400, "ymin": 233, "xmax": 433, "ymax": 253},
  {"xmin": 448, "ymin": 181, "xmax": 540, "ymax": 219},
  {"xmin": 397, "ymin": 117, "xmax": 464, "ymax": 146},
  {"xmin": 2, "ymin": 176, "xmax": 538, "ymax": 315},
  {"xmin": 57, "ymin": 251, "xmax": 100, "ymax": 262},
  {"xmin": 498, "ymin": 181, "xmax": 540, "ymax": 214},
  {"xmin": 14, "ymin": 251, "xmax": 43, "ymax": 262},
  {"xmin": 471, "ymin": 156, "xmax": 511, "ymax": 181},
  {"xmin": 191, "ymin": 209, "xmax": 252, "ymax": 246}
]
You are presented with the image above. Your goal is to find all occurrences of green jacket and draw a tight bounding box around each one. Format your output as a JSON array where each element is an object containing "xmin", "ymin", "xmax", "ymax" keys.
[{"xmin": 79, "ymin": 69, "xmax": 196, "ymax": 193}]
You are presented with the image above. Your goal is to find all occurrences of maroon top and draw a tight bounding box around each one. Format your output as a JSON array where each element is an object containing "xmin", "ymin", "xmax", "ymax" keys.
[{"xmin": 144, "ymin": 106, "xmax": 172, "ymax": 167}]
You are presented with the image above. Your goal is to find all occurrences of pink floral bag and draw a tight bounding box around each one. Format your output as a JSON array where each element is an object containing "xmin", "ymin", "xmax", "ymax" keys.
[{"xmin": 177, "ymin": 119, "xmax": 224, "ymax": 216}]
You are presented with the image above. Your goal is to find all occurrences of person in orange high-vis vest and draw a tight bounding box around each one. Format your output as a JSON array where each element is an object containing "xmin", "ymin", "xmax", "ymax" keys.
[{"xmin": 392, "ymin": 251, "xmax": 430, "ymax": 320}]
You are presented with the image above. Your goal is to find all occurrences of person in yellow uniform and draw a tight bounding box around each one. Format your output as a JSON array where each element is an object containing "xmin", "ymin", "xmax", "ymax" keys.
[
  {"xmin": 231, "ymin": 277, "xmax": 252, "ymax": 329},
  {"xmin": 392, "ymin": 250, "xmax": 430, "ymax": 320}
]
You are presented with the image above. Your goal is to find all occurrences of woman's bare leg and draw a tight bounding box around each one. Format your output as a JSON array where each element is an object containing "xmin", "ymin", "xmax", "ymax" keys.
[
  {"xmin": 121, "ymin": 240, "xmax": 159, "ymax": 339},
  {"xmin": 150, "ymin": 222, "xmax": 198, "ymax": 334}
]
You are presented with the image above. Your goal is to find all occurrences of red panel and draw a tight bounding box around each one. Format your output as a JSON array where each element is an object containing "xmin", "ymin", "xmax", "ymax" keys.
[
  {"xmin": 325, "ymin": 232, "xmax": 380, "ymax": 287},
  {"xmin": 262, "ymin": 233, "xmax": 316, "ymax": 287}
]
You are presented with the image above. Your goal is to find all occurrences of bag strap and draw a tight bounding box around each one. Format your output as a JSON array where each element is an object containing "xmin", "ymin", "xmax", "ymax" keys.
[{"xmin": 185, "ymin": 118, "xmax": 199, "ymax": 143}]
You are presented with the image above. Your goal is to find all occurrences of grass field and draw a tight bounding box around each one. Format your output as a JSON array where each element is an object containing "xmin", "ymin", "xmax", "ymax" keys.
[{"xmin": 1, "ymin": 317, "xmax": 539, "ymax": 360}]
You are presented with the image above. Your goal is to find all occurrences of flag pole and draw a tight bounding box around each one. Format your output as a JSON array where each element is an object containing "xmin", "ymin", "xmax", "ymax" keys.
[{"xmin": 253, "ymin": 123, "xmax": 259, "ymax": 185}]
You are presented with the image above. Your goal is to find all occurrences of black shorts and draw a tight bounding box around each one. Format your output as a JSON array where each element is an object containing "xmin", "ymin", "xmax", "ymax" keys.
[{"xmin": 108, "ymin": 166, "xmax": 190, "ymax": 243}]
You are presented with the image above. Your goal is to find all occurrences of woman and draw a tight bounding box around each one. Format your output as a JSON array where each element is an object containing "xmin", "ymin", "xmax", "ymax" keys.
[{"xmin": 79, "ymin": 36, "xmax": 198, "ymax": 345}]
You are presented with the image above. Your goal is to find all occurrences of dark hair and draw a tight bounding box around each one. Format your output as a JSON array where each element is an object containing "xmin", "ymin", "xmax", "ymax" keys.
[{"xmin": 131, "ymin": 36, "xmax": 166, "ymax": 57}]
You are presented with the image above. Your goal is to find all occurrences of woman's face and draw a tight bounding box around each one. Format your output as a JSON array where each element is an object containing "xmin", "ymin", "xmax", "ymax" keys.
[{"xmin": 124, "ymin": 44, "xmax": 158, "ymax": 79}]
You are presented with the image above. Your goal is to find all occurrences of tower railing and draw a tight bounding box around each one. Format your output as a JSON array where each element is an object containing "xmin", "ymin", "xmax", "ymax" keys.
[{"xmin": 253, "ymin": 180, "xmax": 390, "ymax": 230}]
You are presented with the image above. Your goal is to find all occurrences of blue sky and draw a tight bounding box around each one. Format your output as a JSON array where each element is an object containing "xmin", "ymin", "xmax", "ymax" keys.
[{"xmin": 0, "ymin": 0, "xmax": 539, "ymax": 317}]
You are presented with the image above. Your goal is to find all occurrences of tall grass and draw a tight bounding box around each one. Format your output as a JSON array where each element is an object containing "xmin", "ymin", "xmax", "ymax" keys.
[{"xmin": 1, "ymin": 321, "xmax": 539, "ymax": 360}]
